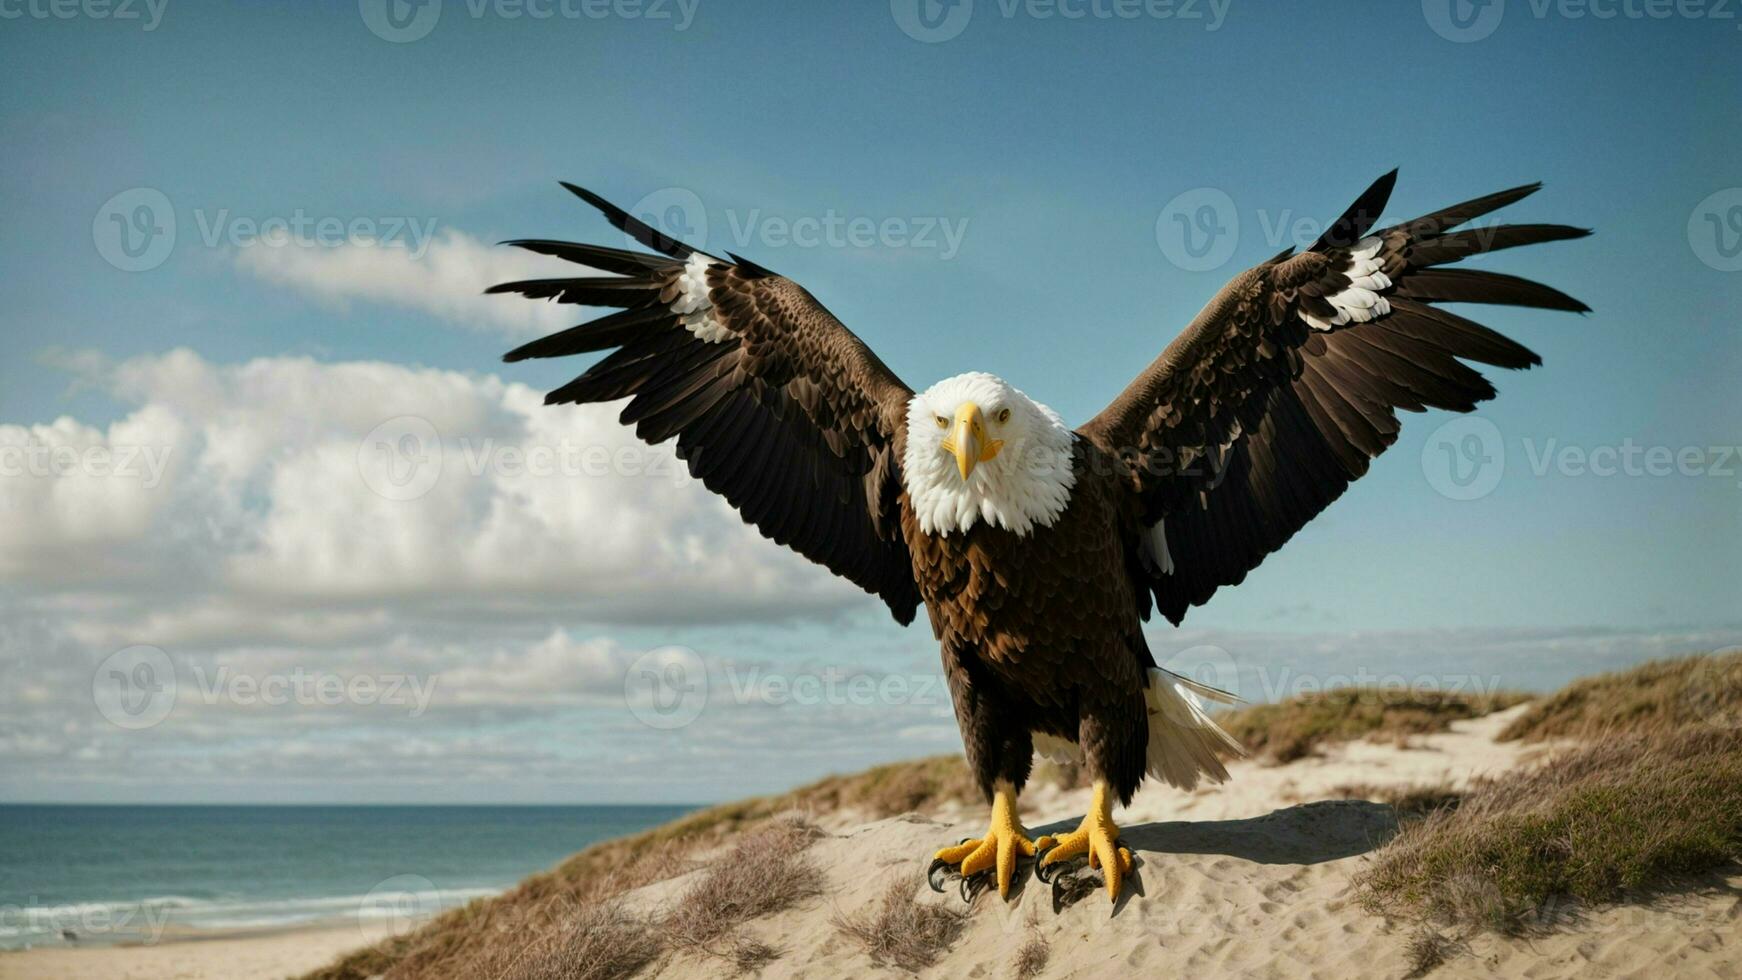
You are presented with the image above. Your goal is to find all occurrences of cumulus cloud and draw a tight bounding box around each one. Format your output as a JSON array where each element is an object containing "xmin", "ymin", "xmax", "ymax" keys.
[
  {"xmin": 232, "ymin": 230, "xmax": 575, "ymax": 336},
  {"xmin": 1, "ymin": 348, "xmax": 859, "ymax": 626}
]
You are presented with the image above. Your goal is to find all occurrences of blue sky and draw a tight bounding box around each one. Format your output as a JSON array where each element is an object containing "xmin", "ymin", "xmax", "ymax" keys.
[{"xmin": 1, "ymin": 2, "xmax": 1738, "ymax": 802}]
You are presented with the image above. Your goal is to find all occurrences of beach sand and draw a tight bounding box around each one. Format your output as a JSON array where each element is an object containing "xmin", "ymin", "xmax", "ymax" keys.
[
  {"xmin": 0, "ymin": 924, "xmax": 371, "ymax": 980},
  {"xmin": 629, "ymin": 704, "xmax": 1742, "ymax": 978}
]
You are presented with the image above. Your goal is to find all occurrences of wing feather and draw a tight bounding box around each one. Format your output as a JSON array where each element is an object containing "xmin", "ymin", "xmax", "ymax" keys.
[
  {"xmin": 1079, "ymin": 173, "xmax": 1588, "ymax": 624},
  {"xmin": 494, "ymin": 184, "xmax": 921, "ymax": 623}
]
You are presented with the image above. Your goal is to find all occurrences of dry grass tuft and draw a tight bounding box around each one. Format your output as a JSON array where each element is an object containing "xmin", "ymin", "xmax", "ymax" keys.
[
  {"xmin": 1402, "ymin": 925, "xmax": 1459, "ymax": 978},
  {"xmin": 492, "ymin": 899, "xmax": 660, "ymax": 980},
  {"xmin": 1498, "ymin": 650, "xmax": 1742, "ymax": 742},
  {"xmin": 832, "ymin": 873, "xmax": 969, "ymax": 973},
  {"xmin": 1010, "ymin": 917, "xmax": 1050, "ymax": 980},
  {"xmin": 665, "ymin": 818, "xmax": 824, "ymax": 963},
  {"xmin": 1216, "ymin": 687, "xmax": 1530, "ymax": 764},
  {"xmin": 1357, "ymin": 727, "xmax": 1742, "ymax": 937}
]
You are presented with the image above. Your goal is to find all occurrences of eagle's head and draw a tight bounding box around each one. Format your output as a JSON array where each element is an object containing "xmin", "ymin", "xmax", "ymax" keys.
[{"xmin": 902, "ymin": 372, "xmax": 1077, "ymax": 537}]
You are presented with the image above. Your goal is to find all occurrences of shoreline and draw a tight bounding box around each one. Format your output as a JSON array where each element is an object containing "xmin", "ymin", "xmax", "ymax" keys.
[{"xmin": 0, "ymin": 921, "xmax": 384, "ymax": 980}]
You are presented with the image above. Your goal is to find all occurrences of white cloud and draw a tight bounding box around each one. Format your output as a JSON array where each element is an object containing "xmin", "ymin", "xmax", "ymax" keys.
[
  {"xmin": 0, "ymin": 348, "xmax": 862, "ymax": 623},
  {"xmin": 232, "ymin": 230, "xmax": 576, "ymax": 336}
]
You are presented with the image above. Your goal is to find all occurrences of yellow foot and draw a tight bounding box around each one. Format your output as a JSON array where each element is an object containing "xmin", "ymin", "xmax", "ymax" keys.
[
  {"xmin": 1034, "ymin": 780, "xmax": 1134, "ymax": 903},
  {"xmin": 927, "ymin": 780, "xmax": 1035, "ymax": 899}
]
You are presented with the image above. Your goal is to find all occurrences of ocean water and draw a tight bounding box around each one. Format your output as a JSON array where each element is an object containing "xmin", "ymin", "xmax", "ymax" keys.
[{"xmin": 0, "ymin": 804, "xmax": 693, "ymax": 950}]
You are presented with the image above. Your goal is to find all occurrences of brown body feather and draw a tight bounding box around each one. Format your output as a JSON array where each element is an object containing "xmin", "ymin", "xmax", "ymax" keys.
[{"xmin": 898, "ymin": 437, "xmax": 1153, "ymax": 804}]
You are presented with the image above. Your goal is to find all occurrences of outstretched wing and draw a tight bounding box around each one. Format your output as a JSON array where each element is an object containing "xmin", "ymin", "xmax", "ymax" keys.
[
  {"xmin": 491, "ymin": 184, "xmax": 921, "ymax": 624},
  {"xmin": 1079, "ymin": 171, "xmax": 1590, "ymax": 625}
]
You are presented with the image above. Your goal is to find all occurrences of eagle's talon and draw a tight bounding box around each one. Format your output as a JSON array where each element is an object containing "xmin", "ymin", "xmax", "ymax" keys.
[
  {"xmin": 931, "ymin": 780, "xmax": 1036, "ymax": 900},
  {"xmin": 926, "ymin": 857, "xmax": 955, "ymax": 893},
  {"xmin": 1040, "ymin": 782, "xmax": 1130, "ymax": 903},
  {"xmin": 1032, "ymin": 838, "xmax": 1074, "ymax": 884}
]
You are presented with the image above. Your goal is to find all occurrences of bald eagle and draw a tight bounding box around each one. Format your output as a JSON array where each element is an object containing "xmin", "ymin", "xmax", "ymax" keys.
[{"xmin": 492, "ymin": 172, "xmax": 1588, "ymax": 903}]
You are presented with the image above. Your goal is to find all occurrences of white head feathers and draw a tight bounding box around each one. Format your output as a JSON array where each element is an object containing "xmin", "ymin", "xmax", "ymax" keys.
[{"xmin": 902, "ymin": 372, "xmax": 1076, "ymax": 537}]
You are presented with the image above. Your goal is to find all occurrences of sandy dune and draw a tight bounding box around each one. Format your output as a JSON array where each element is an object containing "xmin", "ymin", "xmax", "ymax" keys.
[{"xmin": 638, "ymin": 706, "xmax": 1742, "ymax": 979}]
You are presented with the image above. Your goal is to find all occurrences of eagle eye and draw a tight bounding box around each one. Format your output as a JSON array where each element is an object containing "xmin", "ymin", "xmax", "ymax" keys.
[
  {"xmin": 996, "ymin": 408, "xmax": 1011, "ymax": 424},
  {"xmin": 935, "ymin": 416, "xmax": 949, "ymax": 429}
]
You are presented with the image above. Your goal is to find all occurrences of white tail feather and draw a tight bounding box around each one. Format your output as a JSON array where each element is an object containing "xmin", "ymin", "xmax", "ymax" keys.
[
  {"xmin": 1144, "ymin": 668, "xmax": 1245, "ymax": 791},
  {"xmin": 1028, "ymin": 669, "xmax": 1245, "ymax": 792}
]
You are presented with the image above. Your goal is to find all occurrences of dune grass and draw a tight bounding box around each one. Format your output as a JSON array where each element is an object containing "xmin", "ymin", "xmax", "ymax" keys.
[
  {"xmin": 664, "ymin": 818, "xmax": 824, "ymax": 968},
  {"xmin": 1215, "ymin": 687, "xmax": 1530, "ymax": 763},
  {"xmin": 1356, "ymin": 726, "xmax": 1742, "ymax": 936},
  {"xmin": 830, "ymin": 873, "xmax": 969, "ymax": 973},
  {"xmin": 1498, "ymin": 649, "xmax": 1742, "ymax": 742}
]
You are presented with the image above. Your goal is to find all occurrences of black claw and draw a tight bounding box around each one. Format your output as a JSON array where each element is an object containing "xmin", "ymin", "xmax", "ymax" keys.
[
  {"xmin": 960, "ymin": 871, "xmax": 996, "ymax": 905},
  {"xmin": 926, "ymin": 858, "xmax": 952, "ymax": 894},
  {"xmin": 1033, "ymin": 842, "xmax": 1064, "ymax": 884}
]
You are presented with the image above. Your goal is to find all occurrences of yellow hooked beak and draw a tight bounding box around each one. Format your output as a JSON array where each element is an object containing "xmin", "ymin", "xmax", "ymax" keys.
[{"xmin": 939, "ymin": 402, "xmax": 1004, "ymax": 480}]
